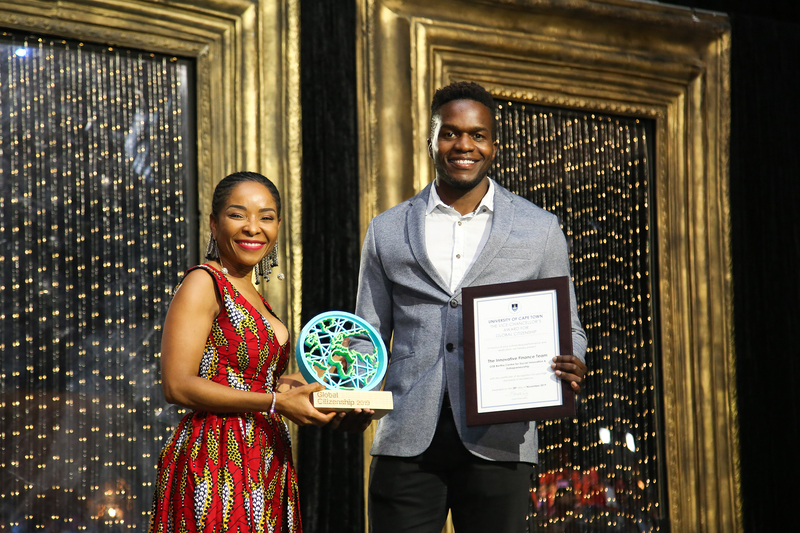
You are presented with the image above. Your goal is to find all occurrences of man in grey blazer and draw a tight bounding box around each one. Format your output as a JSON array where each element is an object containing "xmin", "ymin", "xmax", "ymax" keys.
[{"xmin": 355, "ymin": 81, "xmax": 588, "ymax": 533}]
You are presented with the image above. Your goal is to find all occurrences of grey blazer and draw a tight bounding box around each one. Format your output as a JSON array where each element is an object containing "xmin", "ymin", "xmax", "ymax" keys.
[{"xmin": 355, "ymin": 180, "xmax": 587, "ymax": 463}]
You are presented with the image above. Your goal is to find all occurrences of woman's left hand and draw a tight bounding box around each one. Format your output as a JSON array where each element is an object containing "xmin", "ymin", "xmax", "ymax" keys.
[{"xmin": 275, "ymin": 382, "xmax": 337, "ymax": 426}]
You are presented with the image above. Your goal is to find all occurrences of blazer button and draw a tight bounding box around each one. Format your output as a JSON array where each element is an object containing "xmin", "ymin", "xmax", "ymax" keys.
[
  {"xmin": 449, "ymin": 299, "xmax": 458, "ymax": 308},
  {"xmin": 446, "ymin": 343, "xmax": 454, "ymax": 352}
]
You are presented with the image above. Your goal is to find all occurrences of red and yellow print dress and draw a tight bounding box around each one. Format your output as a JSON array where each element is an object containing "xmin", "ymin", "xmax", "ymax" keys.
[{"xmin": 149, "ymin": 264, "xmax": 301, "ymax": 533}]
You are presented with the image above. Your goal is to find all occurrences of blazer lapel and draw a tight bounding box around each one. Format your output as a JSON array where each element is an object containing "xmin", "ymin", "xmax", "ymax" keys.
[
  {"xmin": 457, "ymin": 183, "xmax": 516, "ymax": 291},
  {"xmin": 407, "ymin": 183, "xmax": 452, "ymax": 295}
]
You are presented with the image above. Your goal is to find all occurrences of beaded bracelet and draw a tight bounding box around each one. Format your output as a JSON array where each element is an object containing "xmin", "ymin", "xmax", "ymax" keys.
[{"xmin": 270, "ymin": 392, "xmax": 277, "ymax": 415}]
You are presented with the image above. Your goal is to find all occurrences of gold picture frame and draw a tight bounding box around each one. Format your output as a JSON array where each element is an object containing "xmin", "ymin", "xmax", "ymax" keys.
[
  {"xmin": 0, "ymin": 0, "xmax": 303, "ymax": 337},
  {"xmin": 356, "ymin": 1, "xmax": 738, "ymax": 532},
  {"xmin": 1, "ymin": 0, "xmax": 303, "ymax": 464}
]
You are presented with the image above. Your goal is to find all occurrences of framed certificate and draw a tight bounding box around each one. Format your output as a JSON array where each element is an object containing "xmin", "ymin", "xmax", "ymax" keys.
[{"xmin": 462, "ymin": 276, "xmax": 575, "ymax": 426}]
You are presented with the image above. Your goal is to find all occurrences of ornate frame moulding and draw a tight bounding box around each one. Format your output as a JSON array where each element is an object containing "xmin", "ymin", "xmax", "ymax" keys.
[
  {"xmin": 356, "ymin": 1, "xmax": 737, "ymax": 532},
  {"xmin": 1, "ymin": 0, "xmax": 303, "ymax": 453},
  {"xmin": 0, "ymin": 0, "xmax": 303, "ymax": 339}
]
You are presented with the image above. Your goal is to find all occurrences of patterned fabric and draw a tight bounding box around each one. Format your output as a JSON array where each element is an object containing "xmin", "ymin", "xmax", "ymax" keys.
[{"xmin": 149, "ymin": 264, "xmax": 300, "ymax": 533}]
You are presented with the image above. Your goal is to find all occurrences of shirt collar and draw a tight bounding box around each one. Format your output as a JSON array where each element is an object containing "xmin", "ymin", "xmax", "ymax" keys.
[{"xmin": 426, "ymin": 177, "xmax": 496, "ymax": 215}]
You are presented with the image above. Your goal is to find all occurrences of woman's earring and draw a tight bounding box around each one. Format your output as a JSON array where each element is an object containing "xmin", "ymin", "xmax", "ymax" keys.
[
  {"xmin": 255, "ymin": 242, "xmax": 279, "ymax": 284},
  {"xmin": 269, "ymin": 241, "xmax": 279, "ymax": 267},
  {"xmin": 205, "ymin": 232, "xmax": 219, "ymax": 260},
  {"xmin": 272, "ymin": 242, "xmax": 285, "ymax": 280}
]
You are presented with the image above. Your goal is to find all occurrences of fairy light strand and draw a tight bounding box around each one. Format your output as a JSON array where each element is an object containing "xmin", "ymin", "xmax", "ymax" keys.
[
  {"xmin": 492, "ymin": 101, "xmax": 663, "ymax": 531},
  {"xmin": 0, "ymin": 32, "xmax": 191, "ymax": 530}
]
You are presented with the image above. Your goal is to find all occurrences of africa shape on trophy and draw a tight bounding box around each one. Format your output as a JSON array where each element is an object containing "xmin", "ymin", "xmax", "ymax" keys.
[{"xmin": 296, "ymin": 311, "xmax": 387, "ymax": 391}]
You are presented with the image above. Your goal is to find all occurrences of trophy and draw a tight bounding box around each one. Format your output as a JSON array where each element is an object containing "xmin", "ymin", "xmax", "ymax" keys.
[{"xmin": 296, "ymin": 311, "xmax": 393, "ymax": 418}]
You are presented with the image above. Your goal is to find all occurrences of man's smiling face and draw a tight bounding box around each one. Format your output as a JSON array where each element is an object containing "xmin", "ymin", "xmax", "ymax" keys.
[{"xmin": 428, "ymin": 99, "xmax": 499, "ymax": 193}]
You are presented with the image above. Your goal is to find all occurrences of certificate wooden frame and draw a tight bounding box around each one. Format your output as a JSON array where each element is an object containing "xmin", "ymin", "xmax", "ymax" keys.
[{"xmin": 463, "ymin": 276, "xmax": 574, "ymax": 426}]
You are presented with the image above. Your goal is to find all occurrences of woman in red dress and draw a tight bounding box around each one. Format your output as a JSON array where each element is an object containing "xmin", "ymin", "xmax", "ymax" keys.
[{"xmin": 148, "ymin": 172, "xmax": 334, "ymax": 533}]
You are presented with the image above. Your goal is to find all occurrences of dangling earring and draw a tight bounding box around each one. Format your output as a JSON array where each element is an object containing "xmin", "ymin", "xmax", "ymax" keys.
[
  {"xmin": 272, "ymin": 242, "xmax": 285, "ymax": 280},
  {"xmin": 254, "ymin": 241, "xmax": 279, "ymax": 284},
  {"xmin": 269, "ymin": 241, "xmax": 279, "ymax": 268},
  {"xmin": 253, "ymin": 256, "xmax": 264, "ymax": 284},
  {"xmin": 205, "ymin": 232, "xmax": 219, "ymax": 260}
]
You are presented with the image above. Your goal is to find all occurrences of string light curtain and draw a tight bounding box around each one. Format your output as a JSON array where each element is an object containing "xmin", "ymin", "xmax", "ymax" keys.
[
  {"xmin": 491, "ymin": 101, "xmax": 665, "ymax": 532},
  {"xmin": 0, "ymin": 33, "xmax": 192, "ymax": 530}
]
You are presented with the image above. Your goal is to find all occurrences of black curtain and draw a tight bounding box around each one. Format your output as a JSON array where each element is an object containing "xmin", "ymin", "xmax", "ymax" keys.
[
  {"xmin": 666, "ymin": 2, "xmax": 800, "ymax": 530},
  {"xmin": 298, "ymin": 2, "xmax": 364, "ymax": 533},
  {"xmin": 729, "ymin": 14, "xmax": 800, "ymax": 532}
]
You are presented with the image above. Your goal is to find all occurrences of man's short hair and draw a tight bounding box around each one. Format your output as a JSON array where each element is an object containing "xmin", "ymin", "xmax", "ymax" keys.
[{"xmin": 429, "ymin": 81, "xmax": 496, "ymax": 140}]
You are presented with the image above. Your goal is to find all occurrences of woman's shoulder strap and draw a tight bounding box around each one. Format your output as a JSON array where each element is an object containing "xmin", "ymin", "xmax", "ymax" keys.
[{"xmin": 180, "ymin": 264, "xmax": 229, "ymax": 293}]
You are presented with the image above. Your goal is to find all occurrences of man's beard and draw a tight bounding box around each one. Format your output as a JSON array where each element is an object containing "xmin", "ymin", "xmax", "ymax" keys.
[{"xmin": 436, "ymin": 167, "xmax": 489, "ymax": 191}]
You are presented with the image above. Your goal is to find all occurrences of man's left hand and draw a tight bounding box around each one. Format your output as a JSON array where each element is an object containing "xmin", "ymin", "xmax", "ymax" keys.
[
  {"xmin": 551, "ymin": 355, "xmax": 587, "ymax": 393},
  {"xmin": 328, "ymin": 408, "xmax": 375, "ymax": 433}
]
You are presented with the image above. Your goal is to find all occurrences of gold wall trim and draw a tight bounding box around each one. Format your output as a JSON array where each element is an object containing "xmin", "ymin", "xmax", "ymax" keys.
[
  {"xmin": 1, "ymin": 0, "xmax": 303, "ymax": 454},
  {"xmin": 357, "ymin": 1, "xmax": 738, "ymax": 532}
]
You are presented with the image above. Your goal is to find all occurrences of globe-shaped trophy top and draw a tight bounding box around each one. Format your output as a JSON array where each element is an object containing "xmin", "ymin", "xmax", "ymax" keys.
[{"xmin": 296, "ymin": 311, "xmax": 388, "ymax": 391}]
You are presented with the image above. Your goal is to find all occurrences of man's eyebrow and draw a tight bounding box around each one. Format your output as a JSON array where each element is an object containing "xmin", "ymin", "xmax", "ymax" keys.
[{"xmin": 439, "ymin": 124, "xmax": 490, "ymax": 133}]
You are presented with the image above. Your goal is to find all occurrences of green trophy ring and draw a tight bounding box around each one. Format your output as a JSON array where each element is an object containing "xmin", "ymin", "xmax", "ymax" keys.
[{"xmin": 296, "ymin": 311, "xmax": 388, "ymax": 392}]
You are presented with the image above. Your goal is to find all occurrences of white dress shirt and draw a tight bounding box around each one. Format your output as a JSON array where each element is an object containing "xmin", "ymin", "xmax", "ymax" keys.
[{"xmin": 425, "ymin": 178, "xmax": 495, "ymax": 293}]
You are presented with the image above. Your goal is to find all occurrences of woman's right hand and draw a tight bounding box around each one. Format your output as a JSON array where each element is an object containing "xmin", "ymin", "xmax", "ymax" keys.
[{"xmin": 274, "ymin": 382, "xmax": 337, "ymax": 426}]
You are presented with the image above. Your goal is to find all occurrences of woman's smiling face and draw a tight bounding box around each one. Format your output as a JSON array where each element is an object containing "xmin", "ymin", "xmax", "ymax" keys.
[{"xmin": 210, "ymin": 180, "xmax": 280, "ymax": 273}]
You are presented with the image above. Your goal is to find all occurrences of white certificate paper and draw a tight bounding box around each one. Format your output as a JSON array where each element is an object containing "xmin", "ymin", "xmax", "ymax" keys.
[{"xmin": 473, "ymin": 290, "xmax": 562, "ymax": 413}]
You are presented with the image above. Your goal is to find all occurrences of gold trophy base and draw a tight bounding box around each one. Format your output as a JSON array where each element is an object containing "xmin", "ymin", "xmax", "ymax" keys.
[{"xmin": 312, "ymin": 390, "xmax": 393, "ymax": 419}]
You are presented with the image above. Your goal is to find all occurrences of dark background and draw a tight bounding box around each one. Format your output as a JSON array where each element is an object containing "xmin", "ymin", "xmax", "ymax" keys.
[
  {"xmin": 651, "ymin": 2, "xmax": 800, "ymax": 531},
  {"xmin": 298, "ymin": 1, "xmax": 800, "ymax": 531},
  {"xmin": 298, "ymin": 2, "xmax": 364, "ymax": 533}
]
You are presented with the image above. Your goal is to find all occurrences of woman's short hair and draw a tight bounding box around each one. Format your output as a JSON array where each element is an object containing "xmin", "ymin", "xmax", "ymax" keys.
[{"xmin": 210, "ymin": 171, "xmax": 281, "ymax": 220}]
